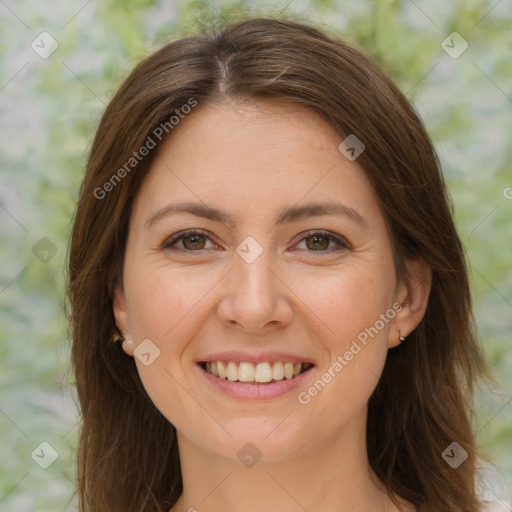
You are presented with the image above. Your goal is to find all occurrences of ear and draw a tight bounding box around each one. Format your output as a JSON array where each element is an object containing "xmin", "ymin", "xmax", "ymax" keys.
[
  {"xmin": 113, "ymin": 283, "xmax": 134, "ymax": 356},
  {"xmin": 389, "ymin": 259, "xmax": 432, "ymax": 348}
]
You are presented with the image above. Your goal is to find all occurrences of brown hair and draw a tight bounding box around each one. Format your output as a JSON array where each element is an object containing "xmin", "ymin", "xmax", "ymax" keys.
[{"xmin": 68, "ymin": 15, "xmax": 489, "ymax": 512}]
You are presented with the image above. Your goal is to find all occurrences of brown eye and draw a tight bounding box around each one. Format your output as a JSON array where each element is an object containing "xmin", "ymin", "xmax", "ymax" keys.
[
  {"xmin": 162, "ymin": 230, "xmax": 215, "ymax": 252},
  {"xmin": 295, "ymin": 231, "xmax": 349, "ymax": 252},
  {"xmin": 305, "ymin": 234, "xmax": 330, "ymax": 250},
  {"xmin": 182, "ymin": 234, "xmax": 206, "ymax": 250}
]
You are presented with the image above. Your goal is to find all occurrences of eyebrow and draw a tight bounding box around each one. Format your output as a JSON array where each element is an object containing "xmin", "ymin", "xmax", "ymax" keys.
[{"xmin": 144, "ymin": 201, "xmax": 369, "ymax": 230}]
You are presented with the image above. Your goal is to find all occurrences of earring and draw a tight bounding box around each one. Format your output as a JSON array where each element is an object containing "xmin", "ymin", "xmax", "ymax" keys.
[
  {"xmin": 111, "ymin": 330, "xmax": 123, "ymax": 343},
  {"xmin": 111, "ymin": 330, "xmax": 131, "ymax": 344},
  {"xmin": 399, "ymin": 332, "xmax": 405, "ymax": 344},
  {"xmin": 123, "ymin": 332, "xmax": 133, "ymax": 346}
]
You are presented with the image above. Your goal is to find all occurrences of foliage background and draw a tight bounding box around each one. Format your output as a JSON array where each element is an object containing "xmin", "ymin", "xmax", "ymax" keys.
[{"xmin": 0, "ymin": 0, "xmax": 510, "ymax": 510}]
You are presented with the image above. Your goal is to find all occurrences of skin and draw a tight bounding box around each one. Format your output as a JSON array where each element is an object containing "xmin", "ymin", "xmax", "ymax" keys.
[{"xmin": 113, "ymin": 99, "xmax": 430, "ymax": 512}]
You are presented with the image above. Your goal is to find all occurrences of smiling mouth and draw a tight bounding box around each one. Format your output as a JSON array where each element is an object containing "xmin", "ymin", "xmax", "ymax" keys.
[{"xmin": 199, "ymin": 360, "xmax": 314, "ymax": 384}]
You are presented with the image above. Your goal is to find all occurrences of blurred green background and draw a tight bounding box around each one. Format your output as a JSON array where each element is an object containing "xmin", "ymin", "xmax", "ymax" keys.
[{"xmin": 0, "ymin": 0, "xmax": 510, "ymax": 510}]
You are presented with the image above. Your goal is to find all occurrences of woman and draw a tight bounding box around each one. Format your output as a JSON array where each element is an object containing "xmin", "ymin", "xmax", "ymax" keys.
[{"xmin": 68, "ymin": 16, "xmax": 496, "ymax": 512}]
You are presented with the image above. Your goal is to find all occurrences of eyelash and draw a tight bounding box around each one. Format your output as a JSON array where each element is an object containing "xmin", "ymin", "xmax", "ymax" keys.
[{"xmin": 161, "ymin": 229, "xmax": 350, "ymax": 254}]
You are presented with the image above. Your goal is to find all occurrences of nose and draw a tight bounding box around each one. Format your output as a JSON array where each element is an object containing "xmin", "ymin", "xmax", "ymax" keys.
[{"xmin": 216, "ymin": 247, "xmax": 293, "ymax": 335}]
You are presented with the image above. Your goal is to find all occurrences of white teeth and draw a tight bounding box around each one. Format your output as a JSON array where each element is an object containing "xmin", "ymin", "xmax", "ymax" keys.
[
  {"xmin": 254, "ymin": 362, "xmax": 273, "ymax": 383},
  {"xmin": 284, "ymin": 362, "xmax": 294, "ymax": 379},
  {"xmin": 238, "ymin": 362, "xmax": 254, "ymax": 382},
  {"xmin": 217, "ymin": 361, "xmax": 227, "ymax": 379},
  {"xmin": 226, "ymin": 361, "xmax": 238, "ymax": 381},
  {"xmin": 272, "ymin": 361, "xmax": 284, "ymax": 380},
  {"xmin": 203, "ymin": 360, "xmax": 312, "ymax": 383}
]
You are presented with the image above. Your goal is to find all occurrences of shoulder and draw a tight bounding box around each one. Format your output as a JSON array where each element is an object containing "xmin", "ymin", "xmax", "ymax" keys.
[
  {"xmin": 476, "ymin": 459, "xmax": 512, "ymax": 512},
  {"xmin": 479, "ymin": 502, "xmax": 512, "ymax": 512}
]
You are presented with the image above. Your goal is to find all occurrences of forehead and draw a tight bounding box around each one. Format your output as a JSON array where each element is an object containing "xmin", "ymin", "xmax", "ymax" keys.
[
  {"xmin": 156, "ymin": 97, "xmax": 346, "ymax": 160},
  {"xmin": 160, "ymin": 98, "xmax": 343, "ymax": 159},
  {"xmin": 130, "ymin": 99, "xmax": 383, "ymax": 231}
]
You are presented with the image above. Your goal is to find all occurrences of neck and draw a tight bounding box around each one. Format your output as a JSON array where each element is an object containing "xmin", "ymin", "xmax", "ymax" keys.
[{"xmin": 170, "ymin": 407, "xmax": 414, "ymax": 512}]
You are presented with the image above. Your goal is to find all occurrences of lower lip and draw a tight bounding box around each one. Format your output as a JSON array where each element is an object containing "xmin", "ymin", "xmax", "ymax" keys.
[{"xmin": 198, "ymin": 364, "xmax": 315, "ymax": 400}]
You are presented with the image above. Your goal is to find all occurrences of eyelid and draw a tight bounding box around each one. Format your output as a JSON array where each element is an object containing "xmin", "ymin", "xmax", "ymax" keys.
[
  {"xmin": 161, "ymin": 228, "xmax": 351, "ymax": 253},
  {"xmin": 161, "ymin": 228, "xmax": 218, "ymax": 251},
  {"xmin": 292, "ymin": 229, "xmax": 351, "ymax": 252}
]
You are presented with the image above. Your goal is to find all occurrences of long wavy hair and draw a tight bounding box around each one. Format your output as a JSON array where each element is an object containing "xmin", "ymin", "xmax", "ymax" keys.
[{"xmin": 68, "ymin": 16, "xmax": 489, "ymax": 512}]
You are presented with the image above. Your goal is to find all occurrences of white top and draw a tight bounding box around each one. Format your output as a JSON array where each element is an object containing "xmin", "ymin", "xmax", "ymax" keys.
[
  {"xmin": 476, "ymin": 460, "xmax": 512, "ymax": 511},
  {"xmin": 480, "ymin": 501, "xmax": 511, "ymax": 511}
]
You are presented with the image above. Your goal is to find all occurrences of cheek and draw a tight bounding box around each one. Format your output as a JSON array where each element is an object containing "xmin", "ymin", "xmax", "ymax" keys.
[
  {"xmin": 125, "ymin": 263, "xmax": 217, "ymax": 341},
  {"xmin": 295, "ymin": 269, "xmax": 393, "ymax": 408},
  {"xmin": 123, "ymin": 267, "xmax": 215, "ymax": 428},
  {"xmin": 297, "ymin": 265, "xmax": 393, "ymax": 345}
]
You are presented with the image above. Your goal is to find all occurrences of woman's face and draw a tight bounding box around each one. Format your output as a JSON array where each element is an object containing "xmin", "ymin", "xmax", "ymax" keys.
[{"xmin": 114, "ymin": 99, "xmax": 422, "ymax": 462}]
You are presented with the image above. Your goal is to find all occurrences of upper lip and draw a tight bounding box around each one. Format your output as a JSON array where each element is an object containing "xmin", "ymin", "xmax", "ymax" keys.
[{"xmin": 197, "ymin": 350, "xmax": 316, "ymax": 366}]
